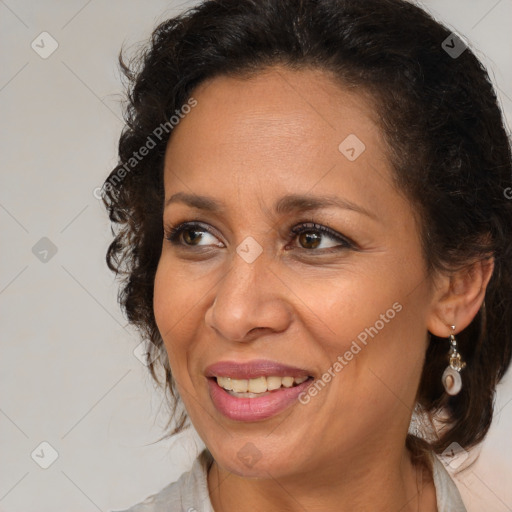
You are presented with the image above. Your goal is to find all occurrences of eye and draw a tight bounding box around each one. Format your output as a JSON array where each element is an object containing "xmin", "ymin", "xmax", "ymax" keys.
[
  {"xmin": 288, "ymin": 222, "xmax": 355, "ymax": 252},
  {"xmin": 164, "ymin": 221, "xmax": 356, "ymax": 252},
  {"xmin": 164, "ymin": 222, "xmax": 223, "ymax": 247}
]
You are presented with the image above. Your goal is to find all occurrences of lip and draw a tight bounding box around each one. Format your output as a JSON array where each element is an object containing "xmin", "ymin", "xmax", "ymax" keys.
[
  {"xmin": 207, "ymin": 376, "xmax": 313, "ymax": 422},
  {"xmin": 204, "ymin": 359, "xmax": 312, "ymax": 380}
]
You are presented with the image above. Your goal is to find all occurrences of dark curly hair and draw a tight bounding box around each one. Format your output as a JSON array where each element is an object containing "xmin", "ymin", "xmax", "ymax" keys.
[{"xmin": 103, "ymin": 0, "xmax": 512, "ymax": 466}]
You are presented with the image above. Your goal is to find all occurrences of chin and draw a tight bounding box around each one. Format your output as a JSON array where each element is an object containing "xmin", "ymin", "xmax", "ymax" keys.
[{"xmin": 206, "ymin": 435, "xmax": 301, "ymax": 479}]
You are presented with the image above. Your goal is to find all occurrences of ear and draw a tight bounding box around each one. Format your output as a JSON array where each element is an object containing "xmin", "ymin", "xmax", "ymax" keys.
[{"xmin": 427, "ymin": 257, "xmax": 494, "ymax": 337}]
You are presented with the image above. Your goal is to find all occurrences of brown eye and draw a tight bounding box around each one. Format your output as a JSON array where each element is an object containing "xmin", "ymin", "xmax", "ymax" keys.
[
  {"xmin": 298, "ymin": 231, "xmax": 322, "ymax": 249},
  {"xmin": 165, "ymin": 222, "xmax": 222, "ymax": 247},
  {"xmin": 182, "ymin": 228, "xmax": 204, "ymax": 245},
  {"xmin": 289, "ymin": 223, "xmax": 355, "ymax": 251}
]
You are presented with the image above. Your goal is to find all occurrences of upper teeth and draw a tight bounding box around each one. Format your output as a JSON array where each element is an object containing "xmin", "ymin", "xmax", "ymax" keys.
[{"xmin": 216, "ymin": 376, "xmax": 309, "ymax": 393}]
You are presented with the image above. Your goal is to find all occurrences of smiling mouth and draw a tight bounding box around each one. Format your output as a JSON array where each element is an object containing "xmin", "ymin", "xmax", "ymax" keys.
[{"xmin": 212, "ymin": 375, "xmax": 312, "ymax": 397}]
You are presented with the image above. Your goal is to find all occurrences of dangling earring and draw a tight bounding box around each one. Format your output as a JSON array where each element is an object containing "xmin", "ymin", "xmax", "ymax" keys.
[{"xmin": 441, "ymin": 325, "xmax": 466, "ymax": 396}]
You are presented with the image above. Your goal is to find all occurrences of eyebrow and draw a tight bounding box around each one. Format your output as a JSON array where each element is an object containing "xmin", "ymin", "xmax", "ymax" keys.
[{"xmin": 164, "ymin": 192, "xmax": 376, "ymax": 220}]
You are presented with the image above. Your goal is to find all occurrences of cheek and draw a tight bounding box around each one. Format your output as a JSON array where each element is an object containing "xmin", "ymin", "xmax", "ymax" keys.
[
  {"xmin": 301, "ymin": 252, "xmax": 429, "ymax": 402},
  {"xmin": 290, "ymin": 261, "xmax": 414, "ymax": 352},
  {"xmin": 153, "ymin": 262, "xmax": 174, "ymax": 341},
  {"xmin": 152, "ymin": 256, "xmax": 222, "ymax": 401},
  {"xmin": 341, "ymin": 286, "xmax": 428, "ymax": 416},
  {"xmin": 153, "ymin": 260, "xmax": 197, "ymax": 365}
]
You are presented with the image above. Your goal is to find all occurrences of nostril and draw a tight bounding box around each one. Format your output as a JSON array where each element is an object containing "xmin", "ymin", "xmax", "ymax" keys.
[{"xmin": 248, "ymin": 327, "xmax": 265, "ymax": 336}]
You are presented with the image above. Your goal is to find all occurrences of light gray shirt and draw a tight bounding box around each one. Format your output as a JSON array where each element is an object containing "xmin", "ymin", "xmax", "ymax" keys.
[{"xmin": 113, "ymin": 449, "xmax": 467, "ymax": 512}]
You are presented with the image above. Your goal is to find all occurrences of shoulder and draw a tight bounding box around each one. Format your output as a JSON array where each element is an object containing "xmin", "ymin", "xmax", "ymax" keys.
[
  {"xmin": 111, "ymin": 450, "xmax": 214, "ymax": 512},
  {"xmin": 430, "ymin": 451, "xmax": 467, "ymax": 512}
]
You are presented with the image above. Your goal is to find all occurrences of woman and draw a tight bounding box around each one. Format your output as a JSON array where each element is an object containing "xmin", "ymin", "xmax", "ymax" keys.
[{"xmin": 103, "ymin": 0, "xmax": 512, "ymax": 510}]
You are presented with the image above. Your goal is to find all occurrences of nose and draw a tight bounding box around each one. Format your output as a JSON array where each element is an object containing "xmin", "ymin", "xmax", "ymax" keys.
[{"xmin": 204, "ymin": 251, "xmax": 292, "ymax": 342}]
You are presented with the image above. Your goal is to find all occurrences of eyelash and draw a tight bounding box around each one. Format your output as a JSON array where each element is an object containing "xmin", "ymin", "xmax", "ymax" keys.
[{"xmin": 164, "ymin": 221, "xmax": 356, "ymax": 252}]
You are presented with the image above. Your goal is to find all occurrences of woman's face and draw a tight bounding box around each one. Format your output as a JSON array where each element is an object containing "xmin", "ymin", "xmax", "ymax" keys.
[{"xmin": 154, "ymin": 66, "xmax": 437, "ymax": 480}]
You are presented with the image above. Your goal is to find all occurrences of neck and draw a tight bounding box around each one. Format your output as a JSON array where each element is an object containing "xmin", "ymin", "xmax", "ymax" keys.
[{"xmin": 207, "ymin": 441, "xmax": 436, "ymax": 512}]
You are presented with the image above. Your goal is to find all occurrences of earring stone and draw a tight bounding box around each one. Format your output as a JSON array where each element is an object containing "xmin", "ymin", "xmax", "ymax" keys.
[{"xmin": 442, "ymin": 325, "xmax": 466, "ymax": 396}]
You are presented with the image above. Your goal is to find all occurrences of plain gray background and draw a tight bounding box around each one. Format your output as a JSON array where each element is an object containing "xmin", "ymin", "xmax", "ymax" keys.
[{"xmin": 1, "ymin": 1, "xmax": 511, "ymax": 511}]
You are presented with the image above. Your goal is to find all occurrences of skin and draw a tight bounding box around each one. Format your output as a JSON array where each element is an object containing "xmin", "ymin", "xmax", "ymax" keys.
[{"xmin": 153, "ymin": 66, "xmax": 493, "ymax": 512}]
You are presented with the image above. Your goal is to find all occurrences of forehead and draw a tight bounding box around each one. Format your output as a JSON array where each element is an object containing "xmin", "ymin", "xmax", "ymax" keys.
[
  {"xmin": 163, "ymin": 66, "xmax": 396, "ymax": 219},
  {"xmin": 167, "ymin": 66, "xmax": 383, "ymax": 155}
]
